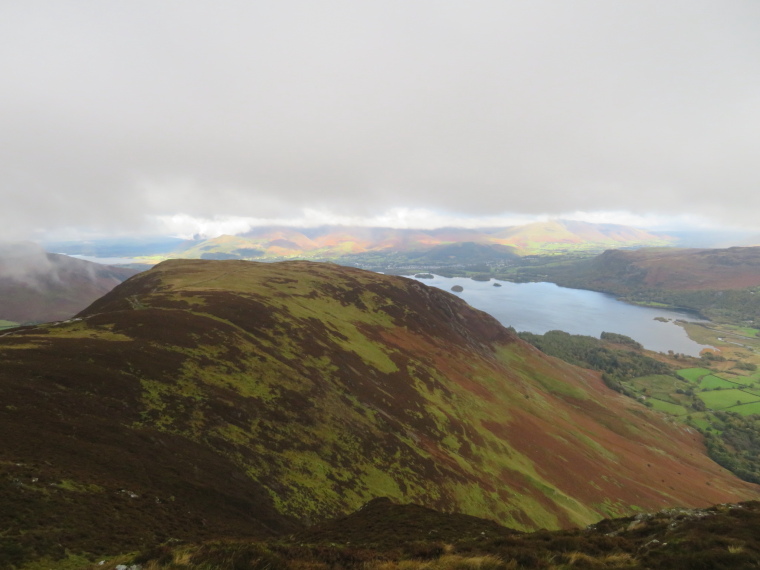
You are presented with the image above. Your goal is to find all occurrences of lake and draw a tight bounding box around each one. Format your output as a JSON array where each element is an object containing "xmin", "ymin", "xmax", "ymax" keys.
[
  {"xmin": 66, "ymin": 254, "xmax": 145, "ymax": 265},
  {"xmin": 413, "ymin": 275, "xmax": 710, "ymax": 356}
]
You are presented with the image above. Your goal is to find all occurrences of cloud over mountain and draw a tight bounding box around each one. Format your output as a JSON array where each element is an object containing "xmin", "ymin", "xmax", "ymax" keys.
[{"xmin": 2, "ymin": 1, "xmax": 760, "ymax": 239}]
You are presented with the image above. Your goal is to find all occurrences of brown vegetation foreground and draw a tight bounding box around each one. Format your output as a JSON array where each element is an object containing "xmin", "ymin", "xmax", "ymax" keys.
[{"xmin": 96, "ymin": 498, "xmax": 760, "ymax": 570}]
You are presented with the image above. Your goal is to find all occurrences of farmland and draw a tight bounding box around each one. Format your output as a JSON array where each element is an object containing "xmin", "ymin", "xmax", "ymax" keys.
[
  {"xmin": 648, "ymin": 398, "xmax": 688, "ymax": 415},
  {"xmin": 699, "ymin": 375, "xmax": 741, "ymax": 390},
  {"xmin": 616, "ymin": 327, "xmax": 760, "ymax": 484},
  {"xmin": 616, "ymin": 361, "xmax": 760, "ymax": 483},
  {"xmin": 698, "ymin": 389, "xmax": 760, "ymax": 411},
  {"xmin": 676, "ymin": 367, "xmax": 712, "ymax": 383}
]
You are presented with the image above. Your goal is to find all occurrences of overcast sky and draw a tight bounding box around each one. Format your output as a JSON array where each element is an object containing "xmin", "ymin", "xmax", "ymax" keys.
[{"xmin": 2, "ymin": 1, "xmax": 759, "ymax": 240}]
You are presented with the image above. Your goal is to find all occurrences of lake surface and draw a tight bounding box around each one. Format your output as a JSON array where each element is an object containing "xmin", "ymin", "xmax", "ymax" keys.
[
  {"xmin": 413, "ymin": 275, "xmax": 710, "ymax": 356},
  {"xmin": 65, "ymin": 254, "xmax": 146, "ymax": 265}
]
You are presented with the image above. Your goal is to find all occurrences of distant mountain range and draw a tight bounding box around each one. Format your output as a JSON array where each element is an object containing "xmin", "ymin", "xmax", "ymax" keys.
[
  {"xmin": 0, "ymin": 242, "xmax": 140, "ymax": 325},
  {"xmin": 1, "ymin": 259, "xmax": 756, "ymax": 564},
  {"xmin": 173, "ymin": 220, "xmax": 674, "ymax": 260},
  {"xmin": 42, "ymin": 222, "xmax": 760, "ymax": 266}
]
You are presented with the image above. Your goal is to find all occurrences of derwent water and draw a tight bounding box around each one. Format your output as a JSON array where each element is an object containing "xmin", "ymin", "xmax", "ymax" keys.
[{"xmin": 413, "ymin": 275, "xmax": 710, "ymax": 356}]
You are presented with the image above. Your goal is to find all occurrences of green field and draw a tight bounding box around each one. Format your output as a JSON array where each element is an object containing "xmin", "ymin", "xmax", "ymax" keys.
[
  {"xmin": 725, "ymin": 325, "xmax": 760, "ymax": 338},
  {"xmin": 677, "ymin": 368, "xmax": 712, "ymax": 383},
  {"xmin": 648, "ymin": 398, "xmax": 688, "ymax": 416},
  {"xmin": 716, "ymin": 372, "xmax": 758, "ymax": 386},
  {"xmin": 688, "ymin": 414, "xmax": 713, "ymax": 431},
  {"xmin": 745, "ymin": 371, "xmax": 760, "ymax": 383},
  {"xmin": 700, "ymin": 375, "xmax": 740, "ymax": 390},
  {"xmin": 630, "ymin": 374, "xmax": 684, "ymax": 392},
  {"xmin": 729, "ymin": 402, "xmax": 760, "ymax": 416},
  {"xmin": 698, "ymin": 389, "xmax": 760, "ymax": 410},
  {"xmin": 0, "ymin": 320, "xmax": 18, "ymax": 330}
]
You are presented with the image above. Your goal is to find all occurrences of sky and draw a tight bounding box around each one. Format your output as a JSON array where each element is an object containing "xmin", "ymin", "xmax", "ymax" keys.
[{"xmin": 2, "ymin": 1, "xmax": 760, "ymax": 240}]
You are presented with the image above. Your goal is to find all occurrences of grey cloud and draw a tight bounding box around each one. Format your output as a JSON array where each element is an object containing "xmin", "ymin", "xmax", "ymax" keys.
[
  {"xmin": 2, "ymin": 0, "xmax": 760, "ymax": 239},
  {"xmin": 0, "ymin": 242, "xmax": 96, "ymax": 290}
]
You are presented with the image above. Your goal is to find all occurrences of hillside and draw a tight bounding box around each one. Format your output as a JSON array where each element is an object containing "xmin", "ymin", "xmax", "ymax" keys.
[
  {"xmin": 489, "ymin": 220, "xmax": 670, "ymax": 253},
  {"xmin": 408, "ymin": 242, "xmax": 519, "ymax": 264},
  {"xmin": 553, "ymin": 247, "xmax": 760, "ymax": 292},
  {"xmin": 0, "ymin": 242, "xmax": 140, "ymax": 325},
  {"xmin": 524, "ymin": 246, "xmax": 760, "ymax": 325},
  {"xmin": 0, "ymin": 259, "xmax": 757, "ymax": 564},
  {"xmin": 173, "ymin": 221, "xmax": 673, "ymax": 261}
]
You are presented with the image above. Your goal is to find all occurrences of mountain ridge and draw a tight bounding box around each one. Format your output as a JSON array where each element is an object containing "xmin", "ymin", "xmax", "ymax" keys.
[
  {"xmin": 565, "ymin": 246, "xmax": 760, "ymax": 292},
  {"xmin": 173, "ymin": 220, "xmax": 673, "ymax": 260}
]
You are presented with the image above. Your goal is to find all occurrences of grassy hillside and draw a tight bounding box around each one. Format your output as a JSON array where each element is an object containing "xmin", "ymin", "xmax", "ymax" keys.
[{"xmin": 1, "ymin": 260, "xmax": 757, "ymax": 565}]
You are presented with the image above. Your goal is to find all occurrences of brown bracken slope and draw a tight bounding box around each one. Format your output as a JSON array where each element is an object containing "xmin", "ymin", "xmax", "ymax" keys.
[
  {"xmin": 0, "ymin": 259, "xmax": 757, "ymax": 563},
  {"xmin": 562, "ymin": 246, "xmax": 760, "ymax": 292}
]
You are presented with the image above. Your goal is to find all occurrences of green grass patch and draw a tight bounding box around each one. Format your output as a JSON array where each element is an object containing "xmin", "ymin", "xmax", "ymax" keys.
[
  {"xmin": 55, "ymin": 479, "xmax": 105, "ymax": 494},
  {"xmin": 648, "ymin": 398, "xmax": 688, "ymax": 416},
  {"xmin": 630, "ymin": 374, "xmax": 684, "ymax": 393},
  {"xmin": 746, "ymin": 371, "xmax": 760, "ymax": 383},
  {"xmin": 677, "ymin": 368, "xmax": 713, "ymax": 383},
  {"xmin": 730, "ymin": 401, "xmax": 760, "ymax": 416},
  {"xmin": 698, "ymin": 389, "xmax": 760, "ymax": 410},
  {"xmin": 699, "ymin": 375, "xmax": 739, "ymax": 390},
  {"xmin": 0, "ymin": 319, "xmax": 18, "ymax": 329},
  {"xmin": 725, "ymin": 325, "xmax": 760, "ymax": 338},
  {"xmin": 21, "ymin": 552, "xmax": 94, "ymax": 570},
  {"xmin": 688, "ymin": 414, "xmax": 712, "ymax": 430},
  {"xmin": 680, "ymin": 322, "xmax": 730, "ymax": 347},
  {"xmin": 637, "ymin": 301, "xmax": 672, "ymax": 308},
  {"xmin": 716, "ymin": 373, "xmax": 758, "ymax": 386}
]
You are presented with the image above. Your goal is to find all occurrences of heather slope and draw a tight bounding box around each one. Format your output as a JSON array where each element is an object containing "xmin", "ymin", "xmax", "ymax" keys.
[
  {"xmin": 0, "ymin": 242, "xmax": 140, "ymax": 323},
  {"xmin": 1, "ymin": 260, "xmax": 757, "ymax": 561}
]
